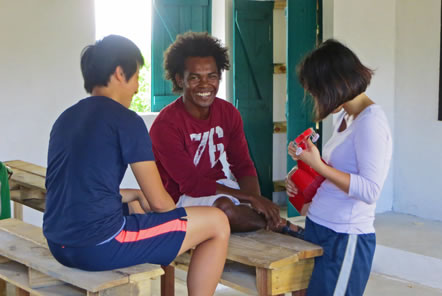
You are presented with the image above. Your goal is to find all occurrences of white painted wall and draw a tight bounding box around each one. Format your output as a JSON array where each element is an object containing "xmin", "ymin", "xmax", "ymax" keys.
[
  {"xmin": 2, "ymin": 0, "xmax": 441, "ymax": 223},
  {"xmin": 393, "ymin": 0, "xmax": 442, "ymax": 220},
  {"xmin": 332, "ymin": 0, "xmax": 396, "ymax": 213},
  {"xmin": 0, "ymin": 0, "xmax": 95, "ymax": 225}
]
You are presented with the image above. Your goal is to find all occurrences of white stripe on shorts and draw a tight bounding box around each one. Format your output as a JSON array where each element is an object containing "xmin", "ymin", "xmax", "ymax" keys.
[{"xmin": 333, "ymin": 234, "xmax": 358, "ymax": 296}]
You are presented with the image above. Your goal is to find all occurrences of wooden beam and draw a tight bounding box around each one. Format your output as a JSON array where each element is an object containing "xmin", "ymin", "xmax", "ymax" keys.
[
  {"xmin": 15, "ymin": 287, "xmax": 30, "ymax": 296},
  {"xmin": 0, "ymin": 279, "xmax": 6, "ymax": 296},
  {"xmin": 274, "ymin": 63, "xmax": 287, "ymax": 74},
  {"xmin": 274, "ymin": 0, "xmax": 286, "ymax": 10},
  {"xmin": 273, "ymin": 121, "xmax": 287, "ymax": 133},
  {"xmin": 273, "ymin": 180, "xmax": 286, "ymax": 192},
  {"xmin": 256, "ymin": 267, "xmax": 271, "ymax": 296},
  {"xmin": 13, "ymin": 202, "xmax": 23, "ymax": 221},
  {"xmin": 28, "ymin": 267, "xmax": 64, "ymax": 289}
]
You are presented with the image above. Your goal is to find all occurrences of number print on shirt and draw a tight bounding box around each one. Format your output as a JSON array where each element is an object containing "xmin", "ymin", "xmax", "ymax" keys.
[{"xmin": 190, "ymin": 126, "xmax": 224, "ymax": 167}]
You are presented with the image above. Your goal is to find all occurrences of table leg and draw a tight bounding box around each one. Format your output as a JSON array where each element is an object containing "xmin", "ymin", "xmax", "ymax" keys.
[
  {"xmin": 161, "ymin": 265, "xmax": 175, "ymax": 296},
  {"xmin": 0, "ymin": 279, "xmax": 6, "ymax": 296},
  {"xmin": 15, "ymin": 287, "xmax": 30, "ymax": 296},
  {"xmin": 13, "ymin": 202, "xmax": 23, "ymax": 221},
  {"xmin": 292, "ymin": 289, "xmax": 307, "ymax": 296}
]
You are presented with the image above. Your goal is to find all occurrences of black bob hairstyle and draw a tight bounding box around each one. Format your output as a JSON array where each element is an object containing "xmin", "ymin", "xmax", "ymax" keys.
[
  {"xmin": 297, "ymin": 39, "xmax": 374, "ymax": 122},
  {"xmin": 163, "ymin": 31, "xmax": 230, "ymax": 93},
  {"xmin": 80, "ymin": 35, "xmax": 144, "ymax": 94}
]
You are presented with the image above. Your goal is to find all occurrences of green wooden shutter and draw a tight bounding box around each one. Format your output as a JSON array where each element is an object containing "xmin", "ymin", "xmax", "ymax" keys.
[
  {"xmin": 286, "ymin": 0, "xmax": 320, "ymax": 171},
  {"xmin": 151, "ymin": 0, "xmax": 212, "ymax": 112},
  {"xmin": 233, "ymin": 0, "xmax": 273, "ymax": 199}
]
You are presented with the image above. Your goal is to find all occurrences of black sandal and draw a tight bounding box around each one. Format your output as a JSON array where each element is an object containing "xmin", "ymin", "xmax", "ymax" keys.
[{"xmin": 281, "ymin": 220, "xmax": 305, "ymax": 240}]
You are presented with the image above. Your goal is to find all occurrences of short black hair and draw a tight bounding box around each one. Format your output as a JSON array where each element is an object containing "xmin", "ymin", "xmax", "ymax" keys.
[
  {"xmin": 80, "ymin": 35, "xmax": 144, "ymax": 93},
  {"xmin": 297, "ymin": 39, "xmax": 374, "ymax": 121},
  {"xmin": 163, "ymin": 31, "xmax": 230, "ymax": 93}
]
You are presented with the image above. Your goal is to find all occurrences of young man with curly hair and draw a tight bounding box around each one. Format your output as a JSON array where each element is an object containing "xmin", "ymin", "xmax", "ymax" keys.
[{"xmin": 150, "ymin": 32, "xmax": 302, "ymax": 236}]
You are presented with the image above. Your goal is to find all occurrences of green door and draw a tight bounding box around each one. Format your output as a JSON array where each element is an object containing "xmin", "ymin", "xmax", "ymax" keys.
[
  {"xmin": 151, "ymin": 0, "xmax": 212, "ymax": 112},
  {"xmin": 286, "ymin": 0, "xmax": 321, "ymax": 171},
  {"xmin": 233, "ymin": 0, "xmax": 273, "ymax": 199}
]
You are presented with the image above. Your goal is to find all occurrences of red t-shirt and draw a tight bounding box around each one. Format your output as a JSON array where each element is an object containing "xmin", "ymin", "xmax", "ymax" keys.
[{"xmin": 150, "ymin": 97, "xmax": 257, "ymax": 202}]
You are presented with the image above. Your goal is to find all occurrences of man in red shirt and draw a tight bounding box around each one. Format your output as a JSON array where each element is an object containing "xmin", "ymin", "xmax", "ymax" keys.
[{"xmin": 150, "ymin": 32, "xmax": 302, "ymax": 235}]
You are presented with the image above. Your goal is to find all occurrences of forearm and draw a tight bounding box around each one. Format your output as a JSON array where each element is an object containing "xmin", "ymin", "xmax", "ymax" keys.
[
  {"xmin": 120, "ymin": 189, "xmax": 142, "ymax": 203},
  {"xmin": 120, "ymin": 189, "xmax": 151, "ymax": 213},
  {"xmin": 315, "ymin": 162, "xmax": 350, "ymax": 194},
  {"xmin": 215, "ymin": 175, "xmax": 261, "ymax": 203},
  {"xmin": 131, "ymin": 161, "xmax": 176, "ymax": 213}
]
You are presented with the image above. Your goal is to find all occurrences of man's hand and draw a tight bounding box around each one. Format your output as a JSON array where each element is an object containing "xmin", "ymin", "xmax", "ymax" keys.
[{"xmin": 249, "ymin": 195, "xmax": 281, "ymax": 229}]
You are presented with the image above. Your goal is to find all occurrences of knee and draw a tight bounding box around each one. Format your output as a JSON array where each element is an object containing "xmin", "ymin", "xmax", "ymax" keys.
[
  {"xmin": 213, "ymin": 197, "xmax": 236, "ymax": 221},
  {"xmin": 209, "ymin": 207, "xmax": 231, "ymax": 238}
]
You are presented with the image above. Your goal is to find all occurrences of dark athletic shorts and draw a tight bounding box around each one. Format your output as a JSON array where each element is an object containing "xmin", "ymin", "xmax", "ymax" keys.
[
  {"xmin": 304, "ymin": 217, "xmax": 376, "ymax": 296},
  {"xmin": 47, "ymin": 207, "xmax": 187, "ymax": 271}
]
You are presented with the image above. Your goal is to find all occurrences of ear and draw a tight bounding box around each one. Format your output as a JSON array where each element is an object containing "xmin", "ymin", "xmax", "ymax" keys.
[
  {"xmin": 114, "ymin": 66, "xmax": 126, "ymax": 82},
  {"xmin": 175, "ymin": 73, "xmax": 183, "ymax": 88}
]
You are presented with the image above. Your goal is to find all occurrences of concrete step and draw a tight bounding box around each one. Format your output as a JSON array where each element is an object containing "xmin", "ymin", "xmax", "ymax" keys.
[
  {"xmin": 373, "ymin": 212, "xmax": 442, "ymax": 290},
  {"xmin": 365, "ymin": 273, "xmax": 442, "ymax": 296}
]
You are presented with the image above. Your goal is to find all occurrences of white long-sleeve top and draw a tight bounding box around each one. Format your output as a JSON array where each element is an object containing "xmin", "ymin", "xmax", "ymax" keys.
[{"xmin": 307, "ymin": 104, "xmax": 392, "ymax": 234}]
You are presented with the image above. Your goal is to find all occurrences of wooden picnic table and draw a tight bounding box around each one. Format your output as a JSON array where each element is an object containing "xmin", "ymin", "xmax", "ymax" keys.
[{"xmin": 4, "ymin": 160, "xmax": 323, "ymax": 295}]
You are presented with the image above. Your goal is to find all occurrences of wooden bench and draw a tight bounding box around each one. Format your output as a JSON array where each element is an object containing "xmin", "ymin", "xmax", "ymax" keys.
[
  {"xmin": 0, "ymin": 218, "xmax": 164, "ymax": 296},
  {"xmin": 4, "ymin": 160, "xmax": 323, "ymax": 296},
  {"xmin": 169, "ymin": 229, "xmax": 321, "ymax": 296}
]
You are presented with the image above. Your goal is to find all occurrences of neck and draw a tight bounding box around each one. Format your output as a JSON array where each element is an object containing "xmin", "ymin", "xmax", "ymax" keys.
[
  {"xmin": 92, "ymin": 87, "xmax": 130, "ymax": 108},
  {"xmin": 182, "ymin": 97, "xmax": 210, "ymax": 120},
  {"xmin": 343, "ymin": 93, "xmax": 374, "ymax": 119}
]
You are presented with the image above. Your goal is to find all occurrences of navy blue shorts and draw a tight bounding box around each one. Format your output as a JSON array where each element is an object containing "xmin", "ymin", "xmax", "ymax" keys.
[
  {"xmin": 47, "ymin": 207, "xmax": 187, "ymax": 271},
  {"xmin": 304, "ymin": 217, "xmax": 376, "ymax": 296}
]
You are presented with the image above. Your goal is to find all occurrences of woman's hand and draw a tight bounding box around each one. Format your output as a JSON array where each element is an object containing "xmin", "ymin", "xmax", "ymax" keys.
[
  {"xmin": 288, "ymin": 138, "xmax": 323, "ymax": 172},
  {"xmin": 285, "ymin": 167, "xmax": 298, "ymax": 197}
]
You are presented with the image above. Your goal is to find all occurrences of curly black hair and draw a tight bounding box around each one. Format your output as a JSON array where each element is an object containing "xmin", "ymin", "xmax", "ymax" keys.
[{"xmin": 163, "ymin": 31, "xmax": 230, "ymax": 93}]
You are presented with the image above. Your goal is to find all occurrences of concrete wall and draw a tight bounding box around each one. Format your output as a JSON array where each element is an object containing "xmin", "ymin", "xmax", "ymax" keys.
[
  {"xmin": 0, "ymin": 0, "xmax": 96, "ymax": 225},
  {"xmin": 332, "ymin": 0, "xmax": 396, "ymax": 213},
  {"xmin": 393, "ymin": 0, "xmax": 442, "ymax": 220}
]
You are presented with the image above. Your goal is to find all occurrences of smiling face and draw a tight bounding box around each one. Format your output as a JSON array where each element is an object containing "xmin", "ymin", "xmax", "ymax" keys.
[{"xmin": 177, "ymin": 56, "xmax": 220, "ymax": 119}]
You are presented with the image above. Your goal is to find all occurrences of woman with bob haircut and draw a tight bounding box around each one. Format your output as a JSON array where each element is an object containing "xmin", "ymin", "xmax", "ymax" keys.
[{"xmin": 286, "ymin": 39, "xmax": 392, "ymax": 295}]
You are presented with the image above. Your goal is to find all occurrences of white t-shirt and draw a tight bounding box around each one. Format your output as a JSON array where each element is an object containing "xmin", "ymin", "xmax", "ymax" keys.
[{"xmin": 307, "ymin": 104, "xmax": 392, "ymax": 234}]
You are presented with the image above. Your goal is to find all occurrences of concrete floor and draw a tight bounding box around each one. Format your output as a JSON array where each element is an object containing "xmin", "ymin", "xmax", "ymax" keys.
[
  {"xmin": 374, "ymin": 212, "xmax": 442, "ymax": 260},
  {"xmin": 148, "ymin": 271, "xmax": 442, "ymax": 296}
]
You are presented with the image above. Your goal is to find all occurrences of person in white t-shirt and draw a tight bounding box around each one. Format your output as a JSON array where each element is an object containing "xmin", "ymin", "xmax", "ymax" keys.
[{"xmin": 286, "ymin": 39, "xmax": 392, "ymax": 296}]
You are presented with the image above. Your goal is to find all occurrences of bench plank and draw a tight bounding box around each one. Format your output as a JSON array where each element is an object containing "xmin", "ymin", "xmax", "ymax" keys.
[
  {"xmin": 4, "ymin": 161, "xmax": 46, "ymax": 178},
  {"xmin": 228, "ymin": 234, "xmax": 300, "ymax": 269},
  {"xmin": 233, "ymin": 230, "xmax": 322, "ymax": 260}
]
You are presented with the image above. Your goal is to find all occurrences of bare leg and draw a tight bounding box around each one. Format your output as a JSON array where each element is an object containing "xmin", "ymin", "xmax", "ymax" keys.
[
  {"xmin": 177, "ymin": 206, "xmax": 230, "ymax": 296},
  {"xmin": 213, "ymin": 197, "xmax": 267, "ymax": 232}
]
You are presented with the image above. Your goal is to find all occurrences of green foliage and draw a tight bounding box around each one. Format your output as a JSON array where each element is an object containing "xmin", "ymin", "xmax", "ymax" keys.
[{"xmin": 130, "ymin": 60, "xmax": 151, "ymax": 113}]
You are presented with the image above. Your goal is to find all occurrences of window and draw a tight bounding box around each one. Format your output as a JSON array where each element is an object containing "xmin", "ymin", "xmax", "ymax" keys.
[
  {"xmin": 151, "ymin": 0, "xmax": 212, "ymax": 111},
  {"xmin": 95, "ymin": 0, "xmax": 212, "ymax": 113},
  {"xmin": 95, "ymin": 0, "xmax": 152, "ymax": 112}
]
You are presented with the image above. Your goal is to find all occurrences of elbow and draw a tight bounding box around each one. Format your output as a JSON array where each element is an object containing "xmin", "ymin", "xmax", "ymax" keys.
[
  {"xmin": 150, "ymin": 202, "xmax": 175, "ymax": 213},
  {"xmin": 350, "ymin": 175, "xmax": 381, "ymax": 205},
  {"xmin": 362, "ymin": 183, "xmax": 381, "ymax": 205}
]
